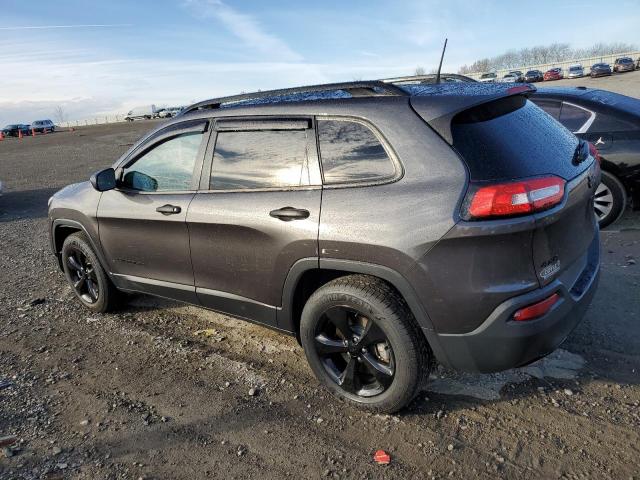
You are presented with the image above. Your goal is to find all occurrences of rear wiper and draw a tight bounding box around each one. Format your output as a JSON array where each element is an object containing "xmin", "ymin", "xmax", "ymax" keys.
[{"xmin": 572, "ymin": 140, "xmax": 587, "ymax": 165}]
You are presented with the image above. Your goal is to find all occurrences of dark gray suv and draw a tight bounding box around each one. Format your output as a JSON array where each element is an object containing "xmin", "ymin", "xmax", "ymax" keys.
[{"xmin": 48, "ymin": 81, "xmax": 601, "ymax": 412}]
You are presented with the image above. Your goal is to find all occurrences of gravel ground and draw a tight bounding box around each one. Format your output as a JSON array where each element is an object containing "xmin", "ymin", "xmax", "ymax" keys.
[{"xmin": 1, "ymin": 119, "xmax": 639, "ymax": 480}]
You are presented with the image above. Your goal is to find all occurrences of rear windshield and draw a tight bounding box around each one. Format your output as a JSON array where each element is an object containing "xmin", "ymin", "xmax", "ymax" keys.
[{"xmin": 451, "ymin": 97, "xmax": 582, "ymax": 182}]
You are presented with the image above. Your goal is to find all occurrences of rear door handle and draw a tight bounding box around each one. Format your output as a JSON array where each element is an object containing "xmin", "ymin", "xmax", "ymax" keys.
[
  {"xmin": 156, "ymin": 204, "xmax": 182, "ymax": 215},
  {"xmin": 269, "ymin": 206, "xmax": 310, "ymax": 221}
]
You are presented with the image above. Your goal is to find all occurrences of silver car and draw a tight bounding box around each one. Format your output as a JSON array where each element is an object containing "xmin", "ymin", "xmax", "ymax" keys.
[{"xmin": 567, "ymin": 65, "xmax": 584, "ymax": 78}]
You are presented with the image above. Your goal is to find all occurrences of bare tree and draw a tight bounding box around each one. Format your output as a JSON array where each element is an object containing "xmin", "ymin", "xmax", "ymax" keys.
[
  {"xmin": 458, "ymin": 41, "xmax": 638, "ymax": 74},
  {"xmin": 53, "ymin": 105, "xmax": 67, "ymax": 125},
  {"xmin": 414, "ymin": 66, "xmax": 426, "ymax": 76}
]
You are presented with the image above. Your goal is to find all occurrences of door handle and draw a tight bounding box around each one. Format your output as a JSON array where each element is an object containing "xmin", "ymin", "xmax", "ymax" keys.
[
  {"xmin": 156, "ymin": 204, "xmax": 182, "ymax": 215},
  {"xmin": 269, "ymin": 206, "xmax": 310, "ymax": 221}
]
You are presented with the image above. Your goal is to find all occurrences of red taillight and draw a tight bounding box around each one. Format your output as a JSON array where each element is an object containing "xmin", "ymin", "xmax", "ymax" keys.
[
  {"xmin": 464, "ymin": 176, "xmax": 566, "ymax": 219},
  {"xmin": 588, "ymin": 142, "xmax": 601, "ymax": 164},
  {"xmin": 513, "ymin": 293, "xmax": 560, "ymax": 321}
]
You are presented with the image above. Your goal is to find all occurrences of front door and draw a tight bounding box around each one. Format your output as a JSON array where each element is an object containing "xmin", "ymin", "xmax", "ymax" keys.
[
  {"xmin": 98, "ymin": 120, "xmax": 210, "ymax": 302},
  {"xmin": 187, "ymin": 117, "xmax": 321, "ymax": 327}
]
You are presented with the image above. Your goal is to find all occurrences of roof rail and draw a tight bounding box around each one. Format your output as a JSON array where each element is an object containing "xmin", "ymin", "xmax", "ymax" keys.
[
  {"xmin": 382, "ymin": 74, "xmax": 477, "ymax": 84},
  {"xmin": 178, "ymin": 80, "xmax": 408, "ymax": 116}
]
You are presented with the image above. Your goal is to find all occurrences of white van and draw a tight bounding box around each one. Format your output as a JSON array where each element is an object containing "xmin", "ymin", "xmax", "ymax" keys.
[{"xmin": 125, "ymin": 105, "xmax": 157, "ymax": 121}]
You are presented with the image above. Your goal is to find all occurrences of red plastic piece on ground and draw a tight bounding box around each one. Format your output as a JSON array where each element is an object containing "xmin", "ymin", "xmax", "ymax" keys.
[{"xmin": 374, "ymin": 449, "xmax": 391, "ymax": 464}]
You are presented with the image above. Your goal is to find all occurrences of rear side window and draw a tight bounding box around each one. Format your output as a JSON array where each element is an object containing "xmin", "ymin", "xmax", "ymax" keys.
[
  {"xmin": 452, "ymin": 97, "xmax": 581, "ymax": 182},
  {"xmin": 210, "ymin": 130, "xmax": 316, "ymax": 190},
  {"xmin": 317, "ymin": 119, "xmax": 395, "ymax": 184},
  {"xmin": 559, "ymin": 103, "xmax": 592, "ymax": 132},
  {"xmin": 532, "ymin": 99, "xmax": 561, "ymax": 119}
]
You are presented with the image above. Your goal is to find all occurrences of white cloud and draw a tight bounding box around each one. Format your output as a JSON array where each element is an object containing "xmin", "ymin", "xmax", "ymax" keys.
[{"xmin": 182, "ymin": 0, "xmax": 303, "ymax": 61}]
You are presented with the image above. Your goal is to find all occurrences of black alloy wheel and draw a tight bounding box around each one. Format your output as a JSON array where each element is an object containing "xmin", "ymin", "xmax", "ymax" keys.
[
  {"xmin": 65, "ymin": 247, "xmax": 100, "ymax": 304},
  {"xmin": 313, "ymin": 306, "xmax": 395, "ymax": 397},
  {"xmin": 61, "ymin": 232, "xmax": 120, "ymax": 313}
]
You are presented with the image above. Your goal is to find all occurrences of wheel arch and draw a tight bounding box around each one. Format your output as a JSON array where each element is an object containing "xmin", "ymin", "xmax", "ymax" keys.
[
  {"xmin": 51, "ymin": 219, "xmax": 109, "ymax": 273},
  {"xmin": 278, "ymin": 258, "xmax": 450, "ymax": 365}
]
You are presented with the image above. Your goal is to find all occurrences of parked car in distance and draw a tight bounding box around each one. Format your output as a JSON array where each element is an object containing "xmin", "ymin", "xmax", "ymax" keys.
[
  {"xmin": 567, "ymin": 65, "xmax": 584, "ymax": 78},
  {"xmin": 613, "ymin": 57, "xmax": 635, "ymax": 73},
  {"xmin": 590, "ymin": 63, "xmax": 612, "ymax": 77},
  {"xmin": 157, "ymin": 107, "xmax": 183, "ymax": 118},
  {"xmin": 524, "ymin": 70, "xmax": 544, "ymax": 82},
  {"xmin": 1, "ymin": 124, "xmax": 31, "ymax": 137},
  {"xmin": 479, "ymin": 72, "xmax": 497, "ymax": 82},
  {"xmin": 31, "ymin": 119, "xmax": 55, "ymax": 133},
  {"xmin": 531, "ymin": 87, "xmax": 640, "ymax": 227},
  {"xmin": 544, "ymin": 68, "xmax": 564, "ymax": 81},
  {"xmin": 48, "ymin": 80, "xmax": 601, "ymax": 413},
  {"xmin": 508, "ymin": 70, "xmax": 524, "ymax": 82},
  {"xmin": 125, "ymin": 105, "xmax": 157, "ymax": 121},
  {"xmin": 500, "ymin": 73, "xmax": 518, "ymax": 83}
]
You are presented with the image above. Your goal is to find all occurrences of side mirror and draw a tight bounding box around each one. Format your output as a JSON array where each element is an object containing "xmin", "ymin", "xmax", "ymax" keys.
[
  {"xmin": 90, "ymin": 168, "xmax": 116, "ymax": 192},
  {"xmin": 122, "ymin": 171, "xmax": 158, "ymax": 191}
]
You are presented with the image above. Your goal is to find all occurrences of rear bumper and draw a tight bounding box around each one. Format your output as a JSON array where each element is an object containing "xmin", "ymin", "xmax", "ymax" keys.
[{"xmin": 430, "ymin": 236, "xmax": 599, "ymax": 373}]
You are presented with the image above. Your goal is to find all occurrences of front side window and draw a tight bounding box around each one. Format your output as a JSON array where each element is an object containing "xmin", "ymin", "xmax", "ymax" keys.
[
  {"xmin": 121, "ymin": 132, "xmax": 204, "ymax": 192},
  {"xmin": 210, "ymin": 129, "xmax": 315, "ymax": 190},
  {"xmin": 317, "ymin": 119, "xmax": 395, "ymax": 184}
]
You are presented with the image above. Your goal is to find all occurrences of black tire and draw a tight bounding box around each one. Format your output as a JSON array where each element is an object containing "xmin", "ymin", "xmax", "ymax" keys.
[
  {"xmin": 595, "ymin": 171, "xmax": 627, "ymax": 229},
  {"xmin": 300, "ymin": 275, "xmax": 431, "ymax": 413},
  {"xmin": 61, "ymin": 233, "xmax": 121, "ymax": 313}
]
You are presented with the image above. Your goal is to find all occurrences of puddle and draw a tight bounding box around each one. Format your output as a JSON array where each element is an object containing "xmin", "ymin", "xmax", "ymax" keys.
[{"xmin": 426, "ymin": 349, "xmax": 585, "ymax": 400}]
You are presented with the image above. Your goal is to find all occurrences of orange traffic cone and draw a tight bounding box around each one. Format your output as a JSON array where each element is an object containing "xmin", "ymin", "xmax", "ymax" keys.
[{"xmin": 18, "ymin": 129, "xmax": 23, "ymax": 139}]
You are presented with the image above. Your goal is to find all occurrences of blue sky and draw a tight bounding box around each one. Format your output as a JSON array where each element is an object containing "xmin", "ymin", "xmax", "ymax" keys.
[{"xmin": 1, "ymin": 0, "xmax": 638, "ymax": 124}]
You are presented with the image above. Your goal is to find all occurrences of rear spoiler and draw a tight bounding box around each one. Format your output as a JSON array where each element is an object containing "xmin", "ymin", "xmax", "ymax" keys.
[{"xmin": 408, "ymin": 84, "xmax": 536, "ymax": 144}]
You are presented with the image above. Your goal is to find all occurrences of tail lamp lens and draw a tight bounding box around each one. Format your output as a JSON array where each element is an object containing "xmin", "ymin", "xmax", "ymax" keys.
[
  {"xmin": 513, "ymin": 293, "xmax": 560, "ymax": 321},
  {"xmin": 463, "ymin": 176, "xmax": 566, "ymax": 220},
  {"xmin": 588, "ymin": 142, "xmax": 601, "ymax": 164}
]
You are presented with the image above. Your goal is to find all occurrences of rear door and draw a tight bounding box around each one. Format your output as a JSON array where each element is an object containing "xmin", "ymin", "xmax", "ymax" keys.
[
  {"xmin": 187, "ymin": 117, "xmax": 321, "ymax": 327},
  {"xmin": 98, "ymin": 120, "xmax": 209, "ymax": 301}
]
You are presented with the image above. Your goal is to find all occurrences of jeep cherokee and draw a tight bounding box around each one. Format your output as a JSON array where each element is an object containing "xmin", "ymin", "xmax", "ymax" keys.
[{"xmin": 48, "ymin": 81, "xmax": 600, "ymax": 412}]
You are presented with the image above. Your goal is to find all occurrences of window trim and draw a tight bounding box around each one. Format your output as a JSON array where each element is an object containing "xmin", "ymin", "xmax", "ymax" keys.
[
  {"xmin": 201, "ymin": 116, "xmax": 322, "ymax": 194},
  {"xmin": 315, "ymin": 115, "xmax": 403, "ymax": 189},
  {"xmin": 114, "ymin": 121, "xmax": 210, "ymax": 194}
]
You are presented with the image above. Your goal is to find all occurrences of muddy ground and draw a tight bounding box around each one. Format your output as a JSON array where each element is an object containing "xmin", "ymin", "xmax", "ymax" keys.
[{"xmin": 0, "ymin": 120, "xmax": 639, "ymax": 480}]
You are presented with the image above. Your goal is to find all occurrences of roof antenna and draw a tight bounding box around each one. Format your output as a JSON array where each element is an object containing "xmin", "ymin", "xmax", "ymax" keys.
[{"xmin": 435, "ymin": 38, "xmax": 448, "ymax": 84}]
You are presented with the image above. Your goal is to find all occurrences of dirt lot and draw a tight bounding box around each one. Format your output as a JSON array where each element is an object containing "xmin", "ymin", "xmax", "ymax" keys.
[{"xmin": 1, "ymin": 120, "xmax": 639, "ymax": 480}]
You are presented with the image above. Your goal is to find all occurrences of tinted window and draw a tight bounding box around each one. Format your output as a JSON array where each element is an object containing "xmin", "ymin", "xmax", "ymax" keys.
[
  {"xmin": 210, "ymin": 130, "xmax": 314, "ymax": 190},
  {"xmin": 559, "ymin": 103, "xmax": 592, "ymax": 132},
  {"xmin": 317, "ymin": 120, "xmax": 395, "ymax": 184},
  {"xmin": 122, "ymin": 132, "xmax": 203, "ymax": 191},
  {"xmin": 532, "ymin": 99, "xmax": 561, "ymax": 119},
  {"xmin": 452, "ymin": 98, "xmax": 582, "ymax": 182}
]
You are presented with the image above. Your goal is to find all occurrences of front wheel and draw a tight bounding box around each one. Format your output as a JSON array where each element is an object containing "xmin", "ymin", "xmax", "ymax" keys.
[
  {"xmin": 300, "ymin": 275, "xmax": 431, "ymax": 413},
  {"xmin": 595, "ymin": 171, "xmax": 627, "ymax": 228},
  {"xmin": 61, "ymin": 233, "xmax": 121, "ymax": 313}
]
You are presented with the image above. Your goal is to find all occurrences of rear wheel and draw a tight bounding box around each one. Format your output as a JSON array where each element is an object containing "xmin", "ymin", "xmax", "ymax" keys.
[
  {"xmin": 61, "ymin": 233, "xmax": 120, "ymax": 313},
  {"xmin": 595, "ymin": 171, "xmax": 626, "ymax": 228},
  {"xmin": 300, "ymin": 275, "xmax": 431, "ymax": 413}
]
